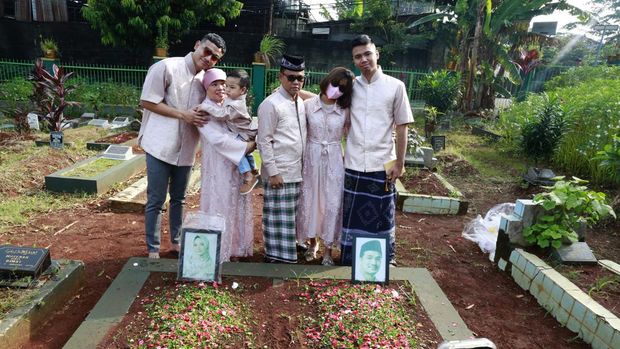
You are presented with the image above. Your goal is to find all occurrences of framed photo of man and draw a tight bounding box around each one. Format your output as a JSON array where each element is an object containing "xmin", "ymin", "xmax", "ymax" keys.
[
  {"xmin": 177, "ymin": 228, "xmax": 221, "ymax": 282},
  {"xmin": 351, "ymin": 233, "xmax": 390, "ymax": 284}
]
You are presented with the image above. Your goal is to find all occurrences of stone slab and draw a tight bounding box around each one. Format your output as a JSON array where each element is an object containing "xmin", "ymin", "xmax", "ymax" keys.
[
  {"xmin": 109, "ymin": 164, "xmax": 201, "ymax": 212},
  {"xmin": 63, "ymin": 257, "xmax": 472, "ymax": 348},
  {"xmin": 552, "ymin": 242, "xmax": 598, "ymax": 265},
  {"xmin": 598, "ymin": 260, "xmax": 620, "ymax": 276},
  {"xmin": 0, "ymin": 260, "xmax": 84, "ymax": 349},
  {"xmin": 0, "ymin": 245, "xmax": 51, "ymax": 283}
]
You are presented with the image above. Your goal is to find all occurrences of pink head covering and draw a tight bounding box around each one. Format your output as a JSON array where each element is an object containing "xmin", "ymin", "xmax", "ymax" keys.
[{"xmin": 202, "ymin": 68, "xmax": 227, "ymax": 90}]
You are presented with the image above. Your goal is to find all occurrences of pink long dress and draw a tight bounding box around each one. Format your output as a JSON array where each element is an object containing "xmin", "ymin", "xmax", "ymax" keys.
[
  {"xmin": 296, "ymin": 96, "xmax": 347, "ymax": 248},
  {"xmin": 199, "ymin": 116, "xmax": 253, "ymax": 261}
]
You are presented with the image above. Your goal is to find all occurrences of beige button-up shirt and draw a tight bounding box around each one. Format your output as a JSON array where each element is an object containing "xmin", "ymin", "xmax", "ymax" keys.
[
  {"xmin": 257, "ymin": 87, "xmax": 307, "ymax": 183},
  {"xmin": 344, "ymin": 67, "xmax": 414, "ymax": 172},
  {"xmin": 138, "ymin": 53, "xmax": 205, "ymax": 166}
]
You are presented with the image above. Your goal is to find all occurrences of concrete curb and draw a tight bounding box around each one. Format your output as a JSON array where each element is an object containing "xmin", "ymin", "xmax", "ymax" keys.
[
  {"xmin": 63, "ymin": 258, "xmax": 472, "ymax": 348},
  {"xmin": 0, "ymin": 260, "xmax": 84, "ymax": 349},
  {"xmin": 510, "ymin": 249, "xmax": 620, "ymax": 349},
  {"xmin": 398, "ymin": 173, "xmax": 468, "ymax": 215}
]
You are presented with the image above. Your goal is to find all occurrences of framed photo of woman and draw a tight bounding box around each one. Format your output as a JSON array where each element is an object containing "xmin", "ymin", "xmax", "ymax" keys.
[
  {"xmin": 178, "ymin": 228, "xmax": 221, "ymax": 282},
  {"xmin": 351, "ymin": 233, "xmax": 390, "ymax": 284}
]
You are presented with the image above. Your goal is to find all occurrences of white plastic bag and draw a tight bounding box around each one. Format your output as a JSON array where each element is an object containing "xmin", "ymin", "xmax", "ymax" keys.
[{"xmin": 462, "ymin": 203, "xmax": 515, "ymax": 261}]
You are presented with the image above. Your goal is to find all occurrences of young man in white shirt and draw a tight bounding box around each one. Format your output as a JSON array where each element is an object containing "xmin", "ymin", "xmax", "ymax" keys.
[{"xmin": 341, "ymin": 34, "xmax": 415, "ymax": 266}]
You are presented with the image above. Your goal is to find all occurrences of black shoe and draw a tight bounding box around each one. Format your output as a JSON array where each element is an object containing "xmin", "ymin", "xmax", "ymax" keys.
[{"xmin": 296, "ymin": 242, "xmax": 309, "ymax": 252}]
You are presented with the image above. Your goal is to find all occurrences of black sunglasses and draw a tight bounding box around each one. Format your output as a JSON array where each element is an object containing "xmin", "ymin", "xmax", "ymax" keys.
[
  {"xmin": 202, "ymin": 47, "xmax": 222, "ymax": 62},
  {"xmin": 284, "ymin": 74, "xmax": 305, "ymax": 82}
]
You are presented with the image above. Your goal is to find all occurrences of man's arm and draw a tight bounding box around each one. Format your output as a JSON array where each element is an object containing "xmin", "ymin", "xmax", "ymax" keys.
[
  {"xmin": 387, "ymin": 123, "xmax": 408, "ymax": 183},
  {"xmin": 257, "ymin": 101, "xmax": 284, "ymax": 188},
  {"xmin": 140, "ymin": 100, "xmax": 207, "ymax": 127},
  {"xmin": 198, "ymin": 100, "xmax": 248, "ymax": 122}
]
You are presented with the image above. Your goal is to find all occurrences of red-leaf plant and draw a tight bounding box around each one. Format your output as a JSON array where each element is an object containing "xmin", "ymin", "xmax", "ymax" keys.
[{"xmin": 29, "ymin": 59, "xmax": 79, "ymax": 132}]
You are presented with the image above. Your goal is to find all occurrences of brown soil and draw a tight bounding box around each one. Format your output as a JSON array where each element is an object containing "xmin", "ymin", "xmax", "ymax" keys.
[
  {"xmin": 556, "ymin": 264, "xmax": 620, "ymax": 318},
  {"xmin": 99, "ymin": 275, "xmax": 442, "ymax": 349},
  {"xmin": 400, "ymin": 168, "xmax": 451, "ymax": 197},
  {"xmin": 94, "ymin": 131, "xmax": 138, "ymax": 144},
  {"xmin": 0, "ymin": 131, "xmax": 37, "ymax": 146},
  {"xmin": 3, "ymin": 155, "xmax": 619, "ymax": 348}
]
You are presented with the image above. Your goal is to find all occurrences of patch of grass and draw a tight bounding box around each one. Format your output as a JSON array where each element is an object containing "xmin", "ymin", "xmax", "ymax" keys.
[
  {"xmin": 444, "ymin": 131, "xmax": 526, "ymax": 181},
  {"xmin": 588, "ymin": 275, "xmax": 620, "ymax": 297},
  {"xmin": 62, "ymin": 158, "xmax": 122, "ymax": 178},
  {"xmin": 0, "ymin": 191, "xmax": 92, "ymax": 233},
  {"xmin": 130, "ymin": 282, "xmax": 253, "ymax": 348},
  {"xmin": 0, "ymin": 287, "xmax": 37, "ymax": 319},
  {"xmin": 300, "ymin": 280, "xmax": 418, "ymax": 348}
]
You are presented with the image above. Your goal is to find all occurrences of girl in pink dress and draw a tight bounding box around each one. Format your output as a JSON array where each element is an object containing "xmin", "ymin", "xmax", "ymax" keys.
[{"xmin": 296, "ymin": 67, "xmax": 355, "ymax": 265}]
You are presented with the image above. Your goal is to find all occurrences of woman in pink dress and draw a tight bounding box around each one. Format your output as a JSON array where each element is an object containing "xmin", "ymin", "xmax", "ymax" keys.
[
  {"xmin": 297, "ymin": 67, "xmax": 355, "ymax": 265},
  {"xmin": 198, "ymin": 70, "xmax": 253, "ymax": 261}
]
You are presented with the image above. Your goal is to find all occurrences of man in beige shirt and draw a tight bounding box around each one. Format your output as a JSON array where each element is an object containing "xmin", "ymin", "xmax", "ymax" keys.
[
  {"xmin": 341, "ymin": 34, "xmax": 414, "ymax": 266},
  {"xmin": 139, "ymin": 33, "xmax": 227, "ymax": 259},
  {"xmin": 257, "ymin": 54, "xmax": 307, "ymax": 263}
]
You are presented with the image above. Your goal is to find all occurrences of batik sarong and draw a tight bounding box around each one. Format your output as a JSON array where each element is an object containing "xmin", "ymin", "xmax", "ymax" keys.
[
  {"xmin": 340, "ymin": 169, "xmax": 396, "ymax": 265},
  {"xmin": 263, "ymin": 182, "xmax": 301, "ymax": 263}
]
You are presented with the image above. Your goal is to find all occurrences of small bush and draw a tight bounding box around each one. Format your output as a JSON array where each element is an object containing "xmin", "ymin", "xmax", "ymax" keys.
[
  {"xmin": 418, "ymin": 70, "xmax": 461, "ymax": 113},
  {"xmin": 544, "ymin": 65, "xmax": 620, "ymax": 91},
  {"xmin": 0, "ymin": 77, "xmax": 32, "ymax": 102},
  {"xmin": 520, "ymin": 94, "xmax": 565, "ymax": 164}
]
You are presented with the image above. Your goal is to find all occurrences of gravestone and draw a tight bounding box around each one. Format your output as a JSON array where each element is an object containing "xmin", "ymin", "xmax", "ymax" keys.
[
  {"xmin": 552, "ymin": 242, "xmax": 597, "ymax": 265},
  {"xmin": 27, "ymin": 113, "xmax": 40, "ymax": 131},
  {"xmin": 102, "ymin": 145, "xmax": 133, "ymax": 160},
  {"xmin": 523, "ymin": 167, "xmax": 556, "ymax": 186},
  {"xmin": 111, "ymin": 117, "xmax": 130, "ymax": 129},
  {"xmin": 81, "ymin": 112, "xmax": 95, "ymax": 120},
  {"xmin": 129, "ymin": 120, "xmax": 141, "ymax": 131},
  {"xmin": 0, "ymin": 245, "xmax": 51, "ymax": 285},
  {"xmin": 430, "ymin": 135, "xmax": 446, "ymax": 152},
  {"xmin": 87, "ymin": 119, "xmax": 110, "ymax": 128},
  {"xmin": 50, "ymin": 131, "xmax": 64, "ymax": 149}
]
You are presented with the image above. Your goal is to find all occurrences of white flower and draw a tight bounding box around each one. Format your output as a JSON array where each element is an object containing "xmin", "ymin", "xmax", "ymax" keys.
[
  {"xmin": 391, "ymin": 290, "xmax": 400, "ymax": 298},
  {"xmin": 232, "ymin": 282, "xmax": 239, "ymax": 289}
]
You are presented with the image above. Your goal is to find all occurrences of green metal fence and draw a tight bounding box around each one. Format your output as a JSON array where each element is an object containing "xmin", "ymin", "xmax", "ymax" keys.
[{"xmin": 0, "ymin": 57, "xmax": 572, "ymax": 109}]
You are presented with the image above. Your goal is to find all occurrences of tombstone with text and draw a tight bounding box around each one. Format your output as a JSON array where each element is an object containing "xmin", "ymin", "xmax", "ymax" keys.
[{"xmin": 0, "ymin": 245, "xmax": 51, "ymax": 283}]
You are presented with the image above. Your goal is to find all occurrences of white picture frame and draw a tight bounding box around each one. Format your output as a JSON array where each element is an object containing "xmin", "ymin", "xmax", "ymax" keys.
[{"xmin": 177, "ymin": 228, "xmax": 221, "ymax": 282}]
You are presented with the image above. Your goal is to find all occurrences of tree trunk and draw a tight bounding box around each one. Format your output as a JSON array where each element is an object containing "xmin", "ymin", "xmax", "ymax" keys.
[{"xmin": 463, "ymin": 0, "xmax": 486, "ymax": 112}]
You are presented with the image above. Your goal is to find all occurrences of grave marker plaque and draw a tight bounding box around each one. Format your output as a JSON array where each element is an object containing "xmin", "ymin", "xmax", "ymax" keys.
[
  {"xmin": 27, "ymin": 113, "xmax": 40, "ymax": 130},
  {"xmin": 88, "ymin": 119, "xmax": 110, "ymax": 128},
  {"xmin": 102, "ymin": 145, "xmax": 133, "ymax": 160},
  {"xmin": 552, "ymin": 242, "xmax": 597, "ymax": 265},
  {"xmin": 0, "ymin": 245, "xmax": 51, "ymax": 281},
  {"xmin": 430, "ymin": 135, "xmax": 446, "ymax": 152},
  {"xmin": 50, "ymin": 131, "xmax": 64, "ymax": 149}
]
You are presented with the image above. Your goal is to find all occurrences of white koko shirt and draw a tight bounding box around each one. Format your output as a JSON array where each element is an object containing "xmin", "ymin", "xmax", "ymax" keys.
[{"xmin": 344, "ymin": 67, "xmax": 414, "ymax": 172}]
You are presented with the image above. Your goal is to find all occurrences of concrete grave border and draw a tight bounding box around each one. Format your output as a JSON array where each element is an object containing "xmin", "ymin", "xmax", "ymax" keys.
[
  {"xmin": 0, "ymin": 260, "xmax": 84, "ymax": 349},
  {"xmin": 397, "ymin": 173, "xmax": 469, "ymax": 215},
  {"xmin": 510, "ymin": 249, "xmax": 620, "ymax": 349},
  {"xmin": 45, "ymin": 154, "xmax": 145, "ymax": 194},
  {"xmin": 63, "ymin": 258, "xmax": 472, "ymax": 349}
]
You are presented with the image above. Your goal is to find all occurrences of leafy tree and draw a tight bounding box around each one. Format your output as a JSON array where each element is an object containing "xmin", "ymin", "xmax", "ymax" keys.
[
  {"xmin": 350, "ymin": 0, "xmax": 431, "ymax": 65},
  {"xmin": 82, "ymin": 0, "xmax": 242, "ymax": 49},
  {"xmin": 410, "ymin": 0, "xmax": 585, "ymax": 111}
]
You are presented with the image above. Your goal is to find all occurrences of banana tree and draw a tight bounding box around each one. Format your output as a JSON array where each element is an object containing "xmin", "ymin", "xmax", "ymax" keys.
[{"xmin": 409, "ymin": 0, "xmax": 586, "ymax": 112}]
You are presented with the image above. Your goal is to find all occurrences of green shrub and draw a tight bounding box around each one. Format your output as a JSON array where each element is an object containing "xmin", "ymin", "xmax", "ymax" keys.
[
  {"xmin": 544, "ymin": 65, "xmax": 620, "ymax": 91},
  {"xmin": 553, "ymin": 78, "xmax": 620, "ymax": 184},
  {"xmin": 0, "ymin": 77, "xmax": 32, "ymax": 102},
  {"xmin": 419, "ymin": 70, "xmax": 461, "ymax": 113},
  {"xmin": 593, "ymin": 135, "xmax": 620, "ymax": 184},
  {"xmin": 520, "ymin": 94, "xmax": 565, "ymax": 164},
  {"xmin": 496, "ymin": 94, "xmax": 547, "ymax": 155},
  {"xmin": 523, "ymin": 177, "xmax": 615, "ymax": 249}
]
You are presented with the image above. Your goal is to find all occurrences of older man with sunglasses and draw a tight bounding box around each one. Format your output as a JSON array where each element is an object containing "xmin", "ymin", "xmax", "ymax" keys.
[
  {"xmin": 257, "ymin": 54, "xmax": 308, "ymax": 263},
  {"xmin": 139, "ymin": 33, "xmax": 232, "ymax": 259}
]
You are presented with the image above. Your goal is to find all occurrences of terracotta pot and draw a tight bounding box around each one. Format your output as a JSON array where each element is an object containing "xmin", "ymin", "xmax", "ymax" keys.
[
  {"xmin": 44, "ymin": 50, "xmax": 57, "ymax": 59},
  {"xmin": 154, "ymin": 47, "xmax": 168, "ymax": 57}
]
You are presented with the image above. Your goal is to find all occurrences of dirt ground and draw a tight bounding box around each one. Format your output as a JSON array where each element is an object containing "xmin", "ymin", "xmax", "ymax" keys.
[{"xmin": 3, "ymin": 153, "xmax": 619, "ymax": 349}]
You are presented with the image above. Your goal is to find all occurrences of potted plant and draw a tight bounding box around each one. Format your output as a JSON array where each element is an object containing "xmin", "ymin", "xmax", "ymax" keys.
[
  {"xmin": 40, "ymin": 38, "xmax": 59, "ymax": 59},
  {"xmin": 29, "ymin": 59, "xmax": 78, "ymax": 148},
  {"xmin": 154, "ymin": 21, "xmax": 169, "ymax": 57},
  {"xmin": 254, "ymin": 34, "xmax": 285, "ymax": 68}
]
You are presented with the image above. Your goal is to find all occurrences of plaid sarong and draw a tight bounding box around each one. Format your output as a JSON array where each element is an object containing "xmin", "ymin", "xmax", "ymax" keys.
[
  {"xmin": 263, "ymin": 182, "xmax": 301, "ymax": 263},
  {"xmin": 340, "ymin": 169, "xmax": 396, "ymax": 265}
]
